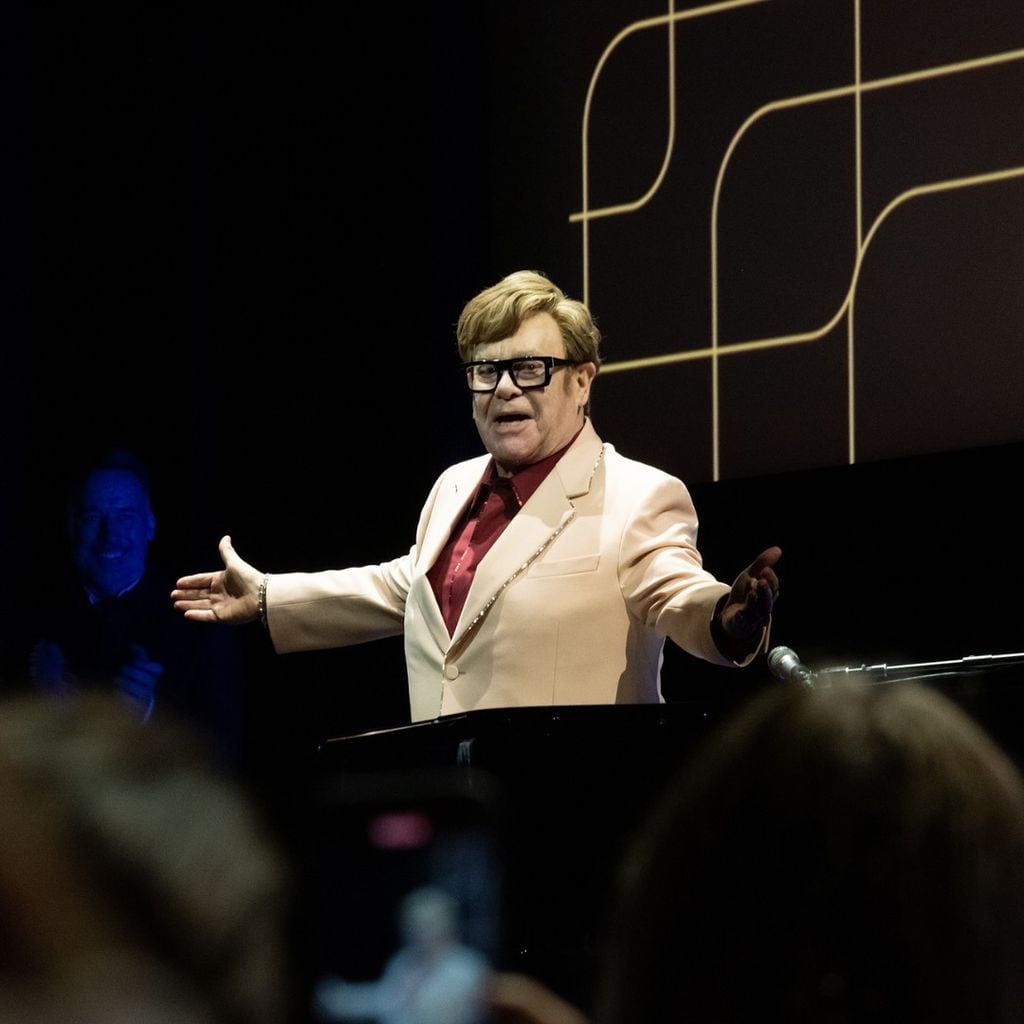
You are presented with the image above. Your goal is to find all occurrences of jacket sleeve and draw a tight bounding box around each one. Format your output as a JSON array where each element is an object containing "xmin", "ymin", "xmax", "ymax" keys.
[
  {"xmin": 266, "ymin": 550, "xmax": 412, "ymax": 654},
  {"xmin": 617, "ymin": 473, "xmax": 757, "ymax": 667}
]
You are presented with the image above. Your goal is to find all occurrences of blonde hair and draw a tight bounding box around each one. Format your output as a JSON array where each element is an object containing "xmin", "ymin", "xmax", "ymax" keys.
[{"xmin": 456, "ymin": 270, "xmax": 602, "ymax": 366}]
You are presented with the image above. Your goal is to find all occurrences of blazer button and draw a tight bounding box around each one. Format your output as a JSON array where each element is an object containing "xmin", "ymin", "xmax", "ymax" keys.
[{"xmin": 444, "ymin": 664, "xmax": 460, "ymax": 680}]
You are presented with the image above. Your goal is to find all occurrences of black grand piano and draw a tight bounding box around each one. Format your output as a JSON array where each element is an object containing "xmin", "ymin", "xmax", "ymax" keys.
[{"xmin": 303, "ymin": 653, "xmax": 1024, "ymax": 1011}]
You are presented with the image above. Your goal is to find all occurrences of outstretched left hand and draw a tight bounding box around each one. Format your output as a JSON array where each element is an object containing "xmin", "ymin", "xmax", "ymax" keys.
[{"xmin": 716, "ymin": 545, "xmax": 782, "ymax": 649}]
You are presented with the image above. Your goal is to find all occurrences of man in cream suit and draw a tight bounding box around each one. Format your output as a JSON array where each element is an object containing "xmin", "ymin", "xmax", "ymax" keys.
[{"xmin": 172, "ymin": 271, "xmax": 780, "ymax": 722}]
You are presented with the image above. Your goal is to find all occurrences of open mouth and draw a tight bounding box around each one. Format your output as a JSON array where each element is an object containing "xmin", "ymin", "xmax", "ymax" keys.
[{"xmin": 494, "ymin": 413, "xmax": 530, "ymax": 424}]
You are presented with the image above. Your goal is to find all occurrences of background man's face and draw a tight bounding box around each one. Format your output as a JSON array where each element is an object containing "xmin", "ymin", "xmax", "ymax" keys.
[{"xmin": 71, "ymin": 469, "xmax": 155, "ymax": 599}]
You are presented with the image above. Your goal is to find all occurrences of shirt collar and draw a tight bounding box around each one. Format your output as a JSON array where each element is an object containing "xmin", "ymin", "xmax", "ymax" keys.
[
  {"xmin": 84, "ymin": 573, "xmax": 144, "ymax": 605},
  {"xmin": 481, "ymin": 421, "xmax": 586, "ymax": 508}
]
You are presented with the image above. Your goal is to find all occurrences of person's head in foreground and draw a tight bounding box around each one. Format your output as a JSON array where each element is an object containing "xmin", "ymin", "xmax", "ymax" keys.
[
  {"xmin": 0, "ymin": 691, "xmax": 289, "ymax": 1024},
  {"xmin": 595, "ymin": 679, "xmax": 1024, "ymax": 1024}
]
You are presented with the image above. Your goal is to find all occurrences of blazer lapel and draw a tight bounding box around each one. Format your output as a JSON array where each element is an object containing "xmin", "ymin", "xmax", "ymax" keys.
[
  {"xmin": 409, "ymin": 454, "xmax": 489, "ymax": 653},
  {"xmin": 448, "ymin": 420, "xmax": 605, "ymax": 657},
  {"xmin": 416, "ymin": 454, "xmax": 490, "ymax": 575}
]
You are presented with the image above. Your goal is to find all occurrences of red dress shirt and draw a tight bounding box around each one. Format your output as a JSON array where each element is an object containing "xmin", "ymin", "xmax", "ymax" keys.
[{"xmin": 427, "ymin": 431, "xmax": 582, "ymax": 637}]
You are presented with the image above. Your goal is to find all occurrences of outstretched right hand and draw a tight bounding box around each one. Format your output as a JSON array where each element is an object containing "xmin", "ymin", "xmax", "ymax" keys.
[{"xmin": 171, "ymin": 535, "xmax": 263, "ymax": 625}]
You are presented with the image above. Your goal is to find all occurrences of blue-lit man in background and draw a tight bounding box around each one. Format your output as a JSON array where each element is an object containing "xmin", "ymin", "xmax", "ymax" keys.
[{"xmin": 28, "ymin": 449, "xmax": 245, "ymax": 769}]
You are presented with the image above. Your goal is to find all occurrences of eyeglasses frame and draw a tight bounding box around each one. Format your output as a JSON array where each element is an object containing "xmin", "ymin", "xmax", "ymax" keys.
[{"xmin": 462, "ymin": 355, "xmax": 578, "ymax": 393}]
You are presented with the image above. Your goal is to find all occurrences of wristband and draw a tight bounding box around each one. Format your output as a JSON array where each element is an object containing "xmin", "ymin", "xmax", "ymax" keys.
[{"xmin": 258, "ymin": 574, "xmax": 269, "ymax": 629}]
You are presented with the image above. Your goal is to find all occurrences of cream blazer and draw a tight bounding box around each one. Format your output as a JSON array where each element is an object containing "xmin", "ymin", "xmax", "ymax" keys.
[{"xmin": 267, "ymin": 420, "xmax": 763, "ymax": 722}]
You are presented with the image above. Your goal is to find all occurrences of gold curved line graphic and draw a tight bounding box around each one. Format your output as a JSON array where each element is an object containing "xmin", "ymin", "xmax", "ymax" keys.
[
  {"xmin": 849, "ymin": 0, "xmax": 864, "ymax": 465},
  {"xmin": 706, "ymin": 44, "xmax": 1023, "ymax": 475},
  {"xmin": 600, "ymin": 165, "xmax": 1024, "ymax": 376},
  {"xmin": 577, "ymin": 2, "xmax": 677, "ymax": 302},
  {"xmin": 574, "ymin": 2, "xmax": 1021, "ymax": 479},
  {"xmin": 571, "ymin": 0, "xmax": 770, "ymax": 298},
  {"xmin": 575, "ymin": 7, "xmax": 676, "ymax": 224},
  {"xmin": 572, "ymin": 3, "xmax": 1017, "ymax": 228},
  {"xmin": 572, "ymin": 0, "xmax": 769, "ymax": 227},
  {"xmin": 710, "ymin": 47, "xmax": 1024, "ymax": 354}
]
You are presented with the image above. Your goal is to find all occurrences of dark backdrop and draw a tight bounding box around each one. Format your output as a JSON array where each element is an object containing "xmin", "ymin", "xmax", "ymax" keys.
[{"xmin": 7, "ymin": 3, "xmax": 1024, "ymax": 813}]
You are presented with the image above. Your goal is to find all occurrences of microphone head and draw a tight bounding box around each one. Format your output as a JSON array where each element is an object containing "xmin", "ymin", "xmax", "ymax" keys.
[
  {"xmin": 767, "ymin": 646, "xmax": 814, "ymax": 685},
  {"xmin": 767, "ymin": 646, "xmax": 799, "ymax": 680}
]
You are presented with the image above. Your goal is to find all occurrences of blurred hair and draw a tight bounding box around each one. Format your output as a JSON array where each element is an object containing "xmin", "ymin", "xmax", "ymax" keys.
[
  {"xmin": 595, "ymin": 680, "xmax": 1024, "ymax": 1024},
  {"xmin": 0, "ymin": 692, "xmax": 289, "ymax": 1023}
]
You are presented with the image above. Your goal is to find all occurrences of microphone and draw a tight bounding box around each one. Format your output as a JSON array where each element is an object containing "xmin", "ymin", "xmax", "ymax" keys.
[{"xmin": 767, "ymin": 646, "xmax": 815, "ymax": 687}]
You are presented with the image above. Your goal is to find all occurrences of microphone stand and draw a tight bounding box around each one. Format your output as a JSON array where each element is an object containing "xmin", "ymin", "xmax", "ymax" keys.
[{"xmin": 814, "ymin": 651, "xmax": 1024, "ymax": 686}]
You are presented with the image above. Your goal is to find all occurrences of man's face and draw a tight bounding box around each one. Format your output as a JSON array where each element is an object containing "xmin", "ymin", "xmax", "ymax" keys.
[
  {"xmin": 470, "ymin": 312, "xmax": 596, "ymax": 473},
  {"xmin": 71, "ymin": 469, "xmax": 155, "ymax": 599}
]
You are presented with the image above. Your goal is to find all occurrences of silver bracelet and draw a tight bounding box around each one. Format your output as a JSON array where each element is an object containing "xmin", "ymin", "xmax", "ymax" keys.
[{"xmin": 258, "ymin": 573, "xmax": 269, "ymax": 629}]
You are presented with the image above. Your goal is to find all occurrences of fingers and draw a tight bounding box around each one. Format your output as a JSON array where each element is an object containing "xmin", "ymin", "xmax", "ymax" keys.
[
  {"xmin": 173, "ymin": 536, "xmax": 236, "ymax": 592},
  {"xmin": 125, "ymin": 644, "xmax": 163, "ymax": 672},
  {"xmin": 117, "ymin": 648, "xmax": 163, "ymax": 718},
  {"xmin": 170, "ymin": 586, "xmax": 213, "ymax": 609},
  {"xmin": 118, "ymin": 665, "xmax": 161, "ymax": 694},
  {"xmin": 739, "ymin": 547, "xmax": 781, "ymax": 605},
  {"xmin": 171, "ymin": 588, "xmax": 215, "ymax": 613},
  {"xmin": 181, "ymin": 608, "xmax": 219, "ymax": 623},
  {"xmin": 729, "ymin": 576, "xmax": 776, "ymax": 636},
  {"xmin": 173, "ymin": 571, "xmax": 217, "ymax": 592},
  {"xmin": 219, "ymin": 534, "xmax": 237, "ymax": 565},
  {"xmin": 749, "ymin": 545, "xmax": 782, "ymax": 572},
  {"xmin": 756, "ymin": 566, "xmax": 780, "ymax": 598},
  {"xmin": 736, "ymin": 585, "xmax": 771, "ymax": 629},
  {"xmin": 745, "ymin": 574, "xmax": 777, "ymax": 610},
  {"xmin": 752, "ymin": 577, "xmax": 776, "ymax": 616}
]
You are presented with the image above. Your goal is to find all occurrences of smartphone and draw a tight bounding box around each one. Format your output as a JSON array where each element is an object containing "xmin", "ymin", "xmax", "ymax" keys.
[{"xmin": 294, "ymin": 766, "xmax": 507, "ymax": 1023}]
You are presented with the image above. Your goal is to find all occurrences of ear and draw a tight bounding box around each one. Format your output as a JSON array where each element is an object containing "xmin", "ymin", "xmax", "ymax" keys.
[
  {"xmin": 574, "ymin": 361, "xmax": 598, "ymax": 408},
  {"xmin": 146, "ymin": 511, "xmax": 157, "ymax": 543}
]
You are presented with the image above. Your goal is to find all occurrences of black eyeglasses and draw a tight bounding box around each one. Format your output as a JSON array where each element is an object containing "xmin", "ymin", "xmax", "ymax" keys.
[{"xmin": 463, "ymin": 356, "xmax": 576, "ymax": 393}]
